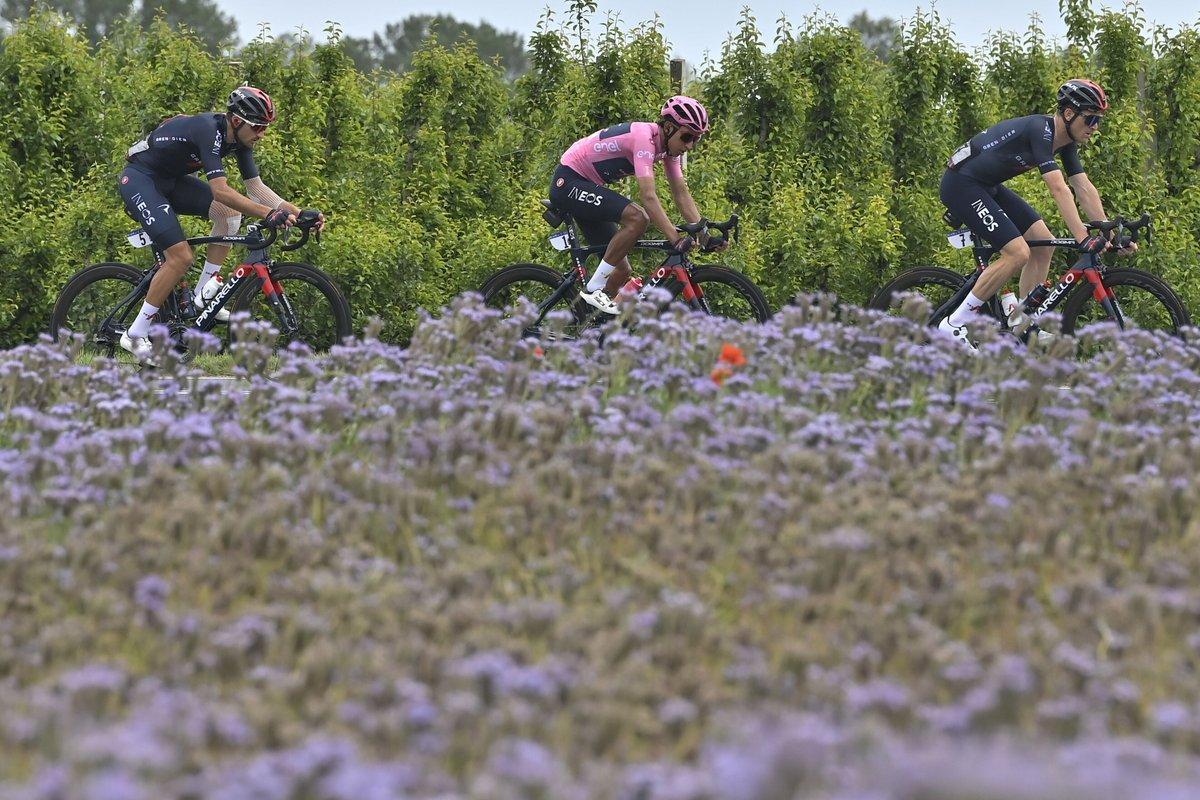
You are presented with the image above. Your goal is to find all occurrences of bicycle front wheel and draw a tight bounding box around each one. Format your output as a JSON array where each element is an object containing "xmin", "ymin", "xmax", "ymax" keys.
[
  {"xmin": 868, "ymin": 267, "xmax": 968, "ymax": 324},
  {"xmin": 681, "ymin": 266, "xmax": 773, "ymax": 323},
  {"xmin": 49, "ymin": 262, "xmax": 145, "ymax": 360},
  {"xmin": 1060, "ymin": 268, "xmax": 1190, "ymax": 337},
  {"xmin": 228, "ymin": 261, "xmax": 352, "ymax": 351}
]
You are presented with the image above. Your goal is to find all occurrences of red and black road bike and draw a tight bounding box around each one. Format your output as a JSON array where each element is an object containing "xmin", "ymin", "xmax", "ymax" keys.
[
  {"xmin": 479, "ymin": 201, "xmax": 771, "ymax": 338},
  {"xmin": 51, "ymin": 211, "xmax": 351, "ymax": 359},
  {"xmin": 870, "ymin": 212, "xmax": 1189, "ymax": 340}
]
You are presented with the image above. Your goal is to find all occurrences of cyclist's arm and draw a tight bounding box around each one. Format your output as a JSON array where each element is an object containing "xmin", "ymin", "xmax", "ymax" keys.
[
  {"xmin": 1067, "ymin": 173, "xmax": 1106, "ymax": 228},
  {"xmin": 666, "ymin": 171, "xmax": 702, "ymax": 225},
  {"xmin": 245, "ymin": 177, "xmax": 299, "ymax": 216},
  {"xmin": 208, "ymin": 176, "xmax": 274, "ymax": 219},
  {"xmin": 1041, "ymin": 169, "xmax": 1090, "ymax": 243},
  {"xmin": 636, "ymin": 174, "xmax": 682, "ymax": 244}
]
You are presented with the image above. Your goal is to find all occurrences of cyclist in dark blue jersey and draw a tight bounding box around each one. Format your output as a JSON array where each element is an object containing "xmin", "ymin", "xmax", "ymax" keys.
[
  {"xmin": 937, "ymin": 79, "xmax": 1135, "ymax": 347},
  {"xmin": 116, "ymin": 86, "xmax": 324, "ymax": 360}
]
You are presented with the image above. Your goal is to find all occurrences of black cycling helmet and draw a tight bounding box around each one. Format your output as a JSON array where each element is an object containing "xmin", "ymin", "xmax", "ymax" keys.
[
  {"xmin": 1057, "ymin": 79, "xmax": 1110, "ymax": 113},
  {"xmin": 228, "ymin": 86, "xmax": 276, "ymax": 126}
]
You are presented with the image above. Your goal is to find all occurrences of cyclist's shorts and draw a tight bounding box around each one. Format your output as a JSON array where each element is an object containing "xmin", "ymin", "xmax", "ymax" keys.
[
  {"xmin": 548, "ymin": 165, "xmax": 631, "ymax": 247},
  {"xmin": 940, "ymin": 169, "xmax": 1041, "ymax": 250},
  {"xmin": 118, "ymin": 166, "xmax": 214, "ymax": 250}
]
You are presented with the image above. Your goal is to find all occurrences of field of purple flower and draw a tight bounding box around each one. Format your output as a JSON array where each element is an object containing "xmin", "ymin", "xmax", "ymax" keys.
[{"xmin": 3, "ymin": 296, "xmax": 1200, "ymax": 798}]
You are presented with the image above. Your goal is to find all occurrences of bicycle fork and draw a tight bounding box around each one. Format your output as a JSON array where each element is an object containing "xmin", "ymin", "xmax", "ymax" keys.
[
  {"xmin": 1085, "ymin": 268, "xmax": 1123, "ymax": 325},
  {"xmin": 640, "ymin": 258, "xmax": 707, "ymax": 311}
]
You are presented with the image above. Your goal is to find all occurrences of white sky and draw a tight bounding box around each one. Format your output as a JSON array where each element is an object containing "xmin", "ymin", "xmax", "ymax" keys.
[{"xmin": 215, "ymin": 1, "xmax": 1200, "ymax": 60}]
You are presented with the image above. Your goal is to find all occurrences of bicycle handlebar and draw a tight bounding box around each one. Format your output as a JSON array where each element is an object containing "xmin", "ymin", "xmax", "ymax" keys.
[
  {"xmin": 177, "ymin": 210, "xmax": 321, "ymax": 252},
  {"xmin": 1086, "ymin": 213, "xmax": 1151, "ymax": 244},
  {"xmin": 674, "ymin": 214, "xmax": 740, "ymax": 252},
  {"xmin": 1024, "ymin": 213, "xmax": 1152, "ymax": 252},
  {"xmin": 279, "ymin": 210, "xmax": 323, "ymax": 251}
]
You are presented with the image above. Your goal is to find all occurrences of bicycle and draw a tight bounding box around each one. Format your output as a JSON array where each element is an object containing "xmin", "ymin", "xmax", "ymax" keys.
[
  {"xmin": 479, "ymin": 200, "xmax": 772, "ymax": 337},
  {"xmin": 868, "ymin": 212, "xmax": 1189, "ymax": 340},
  {"xmin": 50, "ymin": 211, "xmax": 352, "ymax": 361}
]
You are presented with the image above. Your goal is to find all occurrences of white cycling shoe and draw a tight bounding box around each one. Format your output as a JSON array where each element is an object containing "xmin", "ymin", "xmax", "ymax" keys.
[
  {"xmin": 937, "ymin": 317, "xmax": 978, "ymax": 351},
  {"xmin": 119, "ymin": 332, "xmax": 157, "ymax": 366},
  {"xmin": 579, "ymin": 288, "xmax": 620, "ymax": 315}
]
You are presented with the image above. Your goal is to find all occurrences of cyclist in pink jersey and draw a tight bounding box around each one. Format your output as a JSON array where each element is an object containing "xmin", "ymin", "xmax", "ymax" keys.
[{"xmin": 549, "ymin": 96, "xmax": 719, "ymax": 313}]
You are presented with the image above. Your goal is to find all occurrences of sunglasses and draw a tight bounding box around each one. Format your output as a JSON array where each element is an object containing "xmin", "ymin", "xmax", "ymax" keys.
[
  {"xmin": 235, "ymin": 115, "xmax": 270, "ymax": 133},
  {"xmin": 678, "ymin": 131, "xmax": 702, "ymax": 144},
  {"xmin": 1075, "ymin": 112, "xmax": 1104, "ymax": 127}
]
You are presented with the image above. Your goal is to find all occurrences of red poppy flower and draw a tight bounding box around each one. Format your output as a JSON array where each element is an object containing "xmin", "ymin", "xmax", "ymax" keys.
[{"xmin": 718, "ymin": 343, "xmax": 746, "ymax": 366}]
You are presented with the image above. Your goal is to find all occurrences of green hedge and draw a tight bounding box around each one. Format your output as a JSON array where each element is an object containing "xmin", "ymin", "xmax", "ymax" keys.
[{"xmin": 3, "ymin": 4, "xmax": 1200, "ymax": 346}]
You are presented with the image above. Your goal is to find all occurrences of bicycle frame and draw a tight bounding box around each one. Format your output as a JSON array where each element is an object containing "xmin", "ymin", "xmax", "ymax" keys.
[
  {"xmin": 98, "ymin": 229, "xmax": 303, "ymax": 345},
  {"xmin": 530, "ymin": 217, "xmax": 707, "ymax": 328},
  {"xmin": 932, "ymin": 233, "xmax": 1117, "ymax": 328}
]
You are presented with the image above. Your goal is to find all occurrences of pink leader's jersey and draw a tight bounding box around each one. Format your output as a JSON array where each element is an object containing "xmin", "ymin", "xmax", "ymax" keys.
[{"xmin": 559, "ymin": 121, "xmax": 684, "ymax": 186}]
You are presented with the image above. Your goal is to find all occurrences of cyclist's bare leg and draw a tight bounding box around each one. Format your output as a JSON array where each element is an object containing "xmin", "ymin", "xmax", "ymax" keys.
[
  {"xmin": 605, "ymin": 257, "xmax": 634, "ymax": 294},
  {"xmin": 146, "ymin": 242, "xmax": 195, "ymax": 307},
  {"xmin": 971, "ymin": 237, "xmax": 1031, "ymax": 303},
  {"xmin": 1018, "ymin": 219, "xmax": 1053, "ymax": 298},
  {"xmin": 206, "ymin": 243, "xmax": 231, "ymax": 265},
  {"xmin": 599, "ymin": 204, "xmax": 648, "ymax": 295},
  {"xmin": 945, "ymin": 235, "xmax": 1030, "ymax": 330},
  {"xmin": 200, "ymin": 200, "xmax": 240, "ymax": 290}
]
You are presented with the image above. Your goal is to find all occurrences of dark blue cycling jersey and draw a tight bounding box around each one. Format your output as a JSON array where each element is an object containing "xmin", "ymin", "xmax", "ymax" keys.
[
  {"xmin": 126, "ymin": 113, "xmax": 259, "ymax": 181},
  {"xmin": 949, "ymin": 114, "xmax": 1084, "ymax": 186}
]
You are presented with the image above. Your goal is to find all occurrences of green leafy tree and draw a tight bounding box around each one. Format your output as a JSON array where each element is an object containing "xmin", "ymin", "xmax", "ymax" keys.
[
  {"xmin": 1093, "ymin": 5, "xmax": 1147, "ymax": 104},
  {"xmin": 3, "ymin": 0, "xmax": 234, "ymax": 51},
  {"xmin": 985, "ymin": 17, "xmax": 1060, "ymax": 119},
  {"xmin": 1060, "ymin": 0, "xmax": 1095, "ymax": 56},
  {"xmin": 137, "ymin": 0, "xmax": 235, "ymax": 54},
  {"xmin": 344, "ymin": 14, "xmax": 527, "ymax": 79},
  {"xmin": 2, "ymin": 0, "xmax": 132, "ymax": 43},
  {"xmin": 847, "ymin": 10, "xmax": 897, "ymax": 61}
]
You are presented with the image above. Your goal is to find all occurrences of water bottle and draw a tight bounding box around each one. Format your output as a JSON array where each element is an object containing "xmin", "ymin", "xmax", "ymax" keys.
[
  {"xmin": 200, "ymin": 274, "xmax": 224, "ymax": 304},
  {"xmin": 1021, "ymin": 281, "xmax": 1052, "ymax": 315},
  {"xmin": 620, "ymin": 277, "xmax": 644, "ymax": 296},
  {"xmin": 999, "ymin": 291, "xmax": 1018, "ymax": 319}
]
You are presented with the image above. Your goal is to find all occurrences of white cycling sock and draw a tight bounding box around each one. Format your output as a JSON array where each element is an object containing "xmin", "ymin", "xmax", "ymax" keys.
[
  {"xmin": 586, "ymin": 260, "xmax": 617, "ymax": 293},
  {"xmin": 127, "ymin": 301, "xmax": 160, "ymax": 338},
  {"xmin": 195, "ymin": 261, "xmax": 222, "ymax": 298},
  {"xmin": 948, "ymin": 291, "xmax": 986, "ymax": 327}
]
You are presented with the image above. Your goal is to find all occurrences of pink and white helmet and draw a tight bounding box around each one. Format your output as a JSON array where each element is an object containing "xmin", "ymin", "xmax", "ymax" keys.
[{"xmin": 660, "ymin": 95, "xmax": 710, "ymax": 135}]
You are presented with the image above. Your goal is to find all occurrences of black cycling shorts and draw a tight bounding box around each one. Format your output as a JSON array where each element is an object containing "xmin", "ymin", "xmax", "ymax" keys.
[
  {"xmin": 548, "ymin": 165, "xmax": 632, "ymax": 248},
  {"xmin": 940, "ymin": 169, "xmax": 1042, "ymax": 249},
  {"xmin": 118, "ymin": 165, "xmax": 214, "ymax": 250}
]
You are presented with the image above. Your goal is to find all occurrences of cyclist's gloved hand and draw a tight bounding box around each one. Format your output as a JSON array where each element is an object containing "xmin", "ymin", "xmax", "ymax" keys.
[
  {"xmin": 1079, "ymin": 234, "xmax": 1108, "ymax": 255},
  {"xmin": 672, "ymin": 235, "xmax": 695, "ymax": 254},
  {"xmin": 706, "ymin": 235, "xmax": 730, "ymax": 253},
  {"xmin": 264, "ymin": 208, "xmax": 294, "ymax": 229},
  {"xmin": 1115, "ymin": 235, "xmax": 1138, "ymax": 255},
  {"xmin": 298, "ymin": 209, "xmax": 326, "ymax": 237}
]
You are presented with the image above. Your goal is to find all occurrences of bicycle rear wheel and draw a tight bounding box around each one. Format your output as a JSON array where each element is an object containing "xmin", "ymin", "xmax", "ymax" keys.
[
  {"xmin": 49, "ymin": 262, "xmax": 145, "ymax": 360},
  {"xmin": 227, "ymin": 261, "xmax": 352, "ymax": 351},
  {"xmin": 479, "ymin": 263, "xmax": 594, "ymax": 337},
  {"xmin": 1060, "ymin": 267, "xmax": 1190, "ymax": 339},
  {"xmin": 868, "ymin": 267, "xmax": 968, "ymax": 324},
  {"xmin": 680, "ymin": 266, "xmax": 772, "ymax": 323}
]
